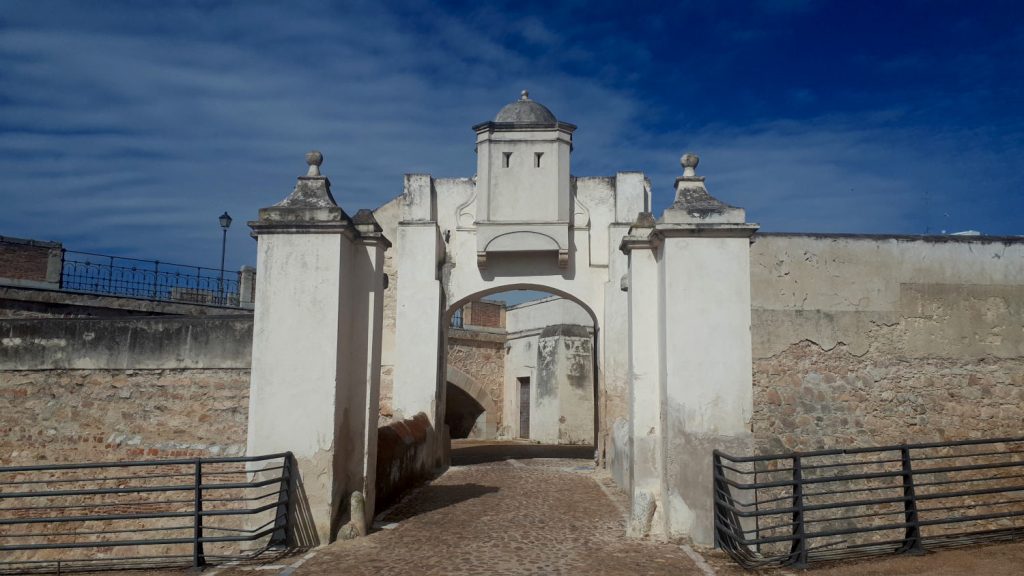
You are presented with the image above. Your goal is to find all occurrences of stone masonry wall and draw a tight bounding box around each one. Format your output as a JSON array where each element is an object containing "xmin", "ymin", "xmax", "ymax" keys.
[
  {"xmin": 747, "ymin": 235, "xmax": 1024, "ymax": 550},
  {"xmin": 0, "ymin": 316, "xmax": 254, "ymax": 465},
  {"xmin": 0, "ymin": 369, "xmax": 249, "ymax": 466},
  {"xmin": 447, "ymin": 328, "xmax": 505, "ymax": 432},
  {"xmin": 750, "ymin": 234, "xmax": 1024, "ymax": 453},
  {"xmin": 752, "ymin": 314, "xmax": 1024, "ymax": 454}
]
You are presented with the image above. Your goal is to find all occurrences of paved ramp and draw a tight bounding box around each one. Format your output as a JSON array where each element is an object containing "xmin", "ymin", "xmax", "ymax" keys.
[{"xmin": 287, "ymin": 440, "xmax": 705, "ymax": 575}]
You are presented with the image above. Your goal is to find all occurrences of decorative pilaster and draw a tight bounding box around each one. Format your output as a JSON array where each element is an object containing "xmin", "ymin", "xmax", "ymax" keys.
[{"xmin": 619, "ymin": 211, "xmax": 667, "ymax": 538}]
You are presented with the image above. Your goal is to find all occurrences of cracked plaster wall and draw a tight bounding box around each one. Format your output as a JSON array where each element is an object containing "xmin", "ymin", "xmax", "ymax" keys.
[{"xmin": 750, "ymin": 234, "xmax": 1024, "ymax": 452}]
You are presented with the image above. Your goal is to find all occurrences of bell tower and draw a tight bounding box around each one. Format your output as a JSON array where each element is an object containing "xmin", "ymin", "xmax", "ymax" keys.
[{"xmin": 473, "ymin": 90, "xmax": 576, "ymax": 268}]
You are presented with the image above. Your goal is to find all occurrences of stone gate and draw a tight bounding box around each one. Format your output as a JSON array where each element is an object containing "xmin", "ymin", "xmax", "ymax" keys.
[{"xmin": 246, "ymin": 92, "xmax": 757, "ymax": 546}]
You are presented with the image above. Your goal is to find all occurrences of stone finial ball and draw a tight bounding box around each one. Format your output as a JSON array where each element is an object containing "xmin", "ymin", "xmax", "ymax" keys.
[
  {"xmin": 521, "ymin": 89, "xmax": 529, "ymax": 100},
  {"xmin": 305, "ymin": 150, "xmax": 324, "ymax": 167},
  {"xmin": 681, "ymin": 153, "xmax": 699, "ymax": 170}
]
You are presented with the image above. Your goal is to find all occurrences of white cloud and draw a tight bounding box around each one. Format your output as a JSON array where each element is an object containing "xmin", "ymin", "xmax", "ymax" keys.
[{"xmin": 0, "ymin": 1, "xmax": 1020, "ymax": 273}]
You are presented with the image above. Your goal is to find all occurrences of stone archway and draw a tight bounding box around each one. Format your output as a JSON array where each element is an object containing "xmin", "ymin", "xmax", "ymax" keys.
[
  {"xmin": 247, "ymin": 91, "xmax": 759, "ymax": 547},
  {"xmin": 446, "ymin": 365, "xmax": 498, "ymax": 439}
]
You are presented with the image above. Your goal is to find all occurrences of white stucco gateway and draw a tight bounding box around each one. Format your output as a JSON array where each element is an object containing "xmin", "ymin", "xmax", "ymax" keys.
[{"xmin": 246, "ymin": 92, "xmax": 758, "ymax": 547}]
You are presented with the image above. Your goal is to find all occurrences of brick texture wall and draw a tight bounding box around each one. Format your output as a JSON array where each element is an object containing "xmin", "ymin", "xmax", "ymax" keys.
[
  {"xmin": 465, "ymin": 300, "xmax": 504, "ymax": 329},
  {"xmin": 0, "ymin": 239, "xmax": 54, "ymax": 282}
]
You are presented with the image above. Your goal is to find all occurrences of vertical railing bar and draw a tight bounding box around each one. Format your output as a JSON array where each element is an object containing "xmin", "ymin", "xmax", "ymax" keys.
[
  {"xmin": 193, "ymin": 459, "xmax": 205, "ymax": 568},
  {"xmin": 900, "ymin": 445, "xmax": 925, "ymax": 554},
  {"xmin": 788, "ymin": 454, "xmax": 808, "ymax": 568},
  {"xmin": 59, "ymin": 247, "xmax": 66, "ymax": 290},
  {"xmin": 270, "ymin": 454, "xmax": 292, "ymax": 547},
  {"xmin": 713, "ymin": 453, "xmax": 722, "ymax": 549},
  {"xmin": 754, "ymin": 464, "xmax": 760, "ymax": 554}
]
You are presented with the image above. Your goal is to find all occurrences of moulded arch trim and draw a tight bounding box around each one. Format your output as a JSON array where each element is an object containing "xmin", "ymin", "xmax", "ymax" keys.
[
  {"xmin": 483, "ymin": 231, "xmax": 560, "ymax": 252},
  {"xmin": 444, "ymin": 283, "xmax": 599, "ymax": 330},
  {"xmin": 446, "ymin": 364, "xmax": 497, "ymax": 415}
]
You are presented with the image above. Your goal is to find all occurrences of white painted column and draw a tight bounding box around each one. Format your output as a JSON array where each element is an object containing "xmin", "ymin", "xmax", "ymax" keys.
[
  {"xmin": 247, "ymin": 152, "xmax": 388, "ymax": 545},
  {"xmin": 656, "ymin": 154, "xmax": 758, "ymax": 545},
  {"xmin": 391, "ymin": 174, "xmax": 447, "ymax": 470},
  {"xmin": 350, "ymin": 210, "xmax": 390, "ymax": 526},
  {"xmin": 621, "ymin": 213, "xmax": 667, "ymax": 538}
]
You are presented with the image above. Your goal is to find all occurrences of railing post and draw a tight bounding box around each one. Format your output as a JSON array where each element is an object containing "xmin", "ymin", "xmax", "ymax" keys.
[
  {"xmin": 788, "ymin": 455, "xmax": 808, "ymax": 568},
  {"xmin": 713, "ymin": 452, "xmax": 723, "ymax": 549},
  {"xmin": 899, "ymin": 445, "xmax": 925, "ymax": 555},
  {"xmin": 269, "ymin": 453, "xmax": 292, "ymax": 547},
  {"xmin": 193, "ymin": 458, "xmax": 206, "ymax": 568},
  {"xmin": 59, "ymin": 248, "xmax": 66, "ymax": 290}
]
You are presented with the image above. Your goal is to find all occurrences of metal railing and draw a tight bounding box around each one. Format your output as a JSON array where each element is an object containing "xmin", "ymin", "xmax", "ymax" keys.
[
  {"xmin": 714, "ymin": 436, "xmax": 1024, "ymax": 569},
  {"xmin": 0, "ymin": 453, "xmax": 291, "ymax": 574},
  {"xmin": 450, "ymin": 308, "xmax": 464, "ymax": 329},
  {"xmin": 60, "ymin": 250, "xmax": 244, "ymax": 307}
]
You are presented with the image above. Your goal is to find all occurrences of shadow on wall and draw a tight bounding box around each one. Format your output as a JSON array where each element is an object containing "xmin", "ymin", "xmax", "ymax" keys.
[
  {"xmin": 445, "ymin": 382, "xmax": 485, "ymax": 439},
  {"xmin": 286, "ymin": 453, "xmax": 320, "ymax": 548},
  {"xmin": 375, "ymin": 413, "xmax": 449, "ymax": 514}
]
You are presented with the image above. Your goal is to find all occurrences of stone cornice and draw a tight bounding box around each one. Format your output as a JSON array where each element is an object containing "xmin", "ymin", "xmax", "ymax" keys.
[
  {"xmin": 654, "ymin": 222, "xmax": 760, "ymax": 239},
  {"xmin": 472, "ymin": 120, "xmax": 577, "ymax": 133},
  {"xmin": 248, "ymin": 219, "xmax": 358, "ymax": 239},
  {"xmin": 618, "ymin": 234, "xmax": 660, "ymax": 254}
]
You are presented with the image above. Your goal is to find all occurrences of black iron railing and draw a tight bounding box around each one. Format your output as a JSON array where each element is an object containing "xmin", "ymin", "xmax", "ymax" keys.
[
  {"xmin": 0, "ymin": 453, "xmax": 291, "ymax": 574},
  {"xmin": 60, "ymin": 250, "xmax": 245, "ymax": 307},
  {"xmin": 714, "ymin": 436, "xmax": 1024, "ymax": 569}
]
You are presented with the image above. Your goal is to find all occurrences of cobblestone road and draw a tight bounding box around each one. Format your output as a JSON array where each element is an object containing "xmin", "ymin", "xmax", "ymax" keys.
[{"xmin": 286, "ymin": 441, "xmax": 706, "ymax": 575}]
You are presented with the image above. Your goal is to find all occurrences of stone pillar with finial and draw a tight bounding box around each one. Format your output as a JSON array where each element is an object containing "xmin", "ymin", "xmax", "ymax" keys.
[
  {"xmin": 247, "ymin": 151, "xmax": 389, "ymax": 546},
  {"xmin": 657, "ymin": 153, "xmax": 758, "ymax": 544}
]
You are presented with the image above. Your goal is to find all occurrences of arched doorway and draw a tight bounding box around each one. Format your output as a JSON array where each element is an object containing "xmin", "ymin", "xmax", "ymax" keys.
[{"xmin": 443, "ymin": 286, "xmax": 600, "ymax": 455}]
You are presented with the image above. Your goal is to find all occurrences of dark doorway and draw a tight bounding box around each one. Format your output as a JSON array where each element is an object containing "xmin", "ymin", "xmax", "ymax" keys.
[
  {"xmin": 445, "ymin": 382, "xmax": 485, "ymax": 439},
  {"xmin": 518, "ymin": 377, "xmax": 531, "ymax": 439}
]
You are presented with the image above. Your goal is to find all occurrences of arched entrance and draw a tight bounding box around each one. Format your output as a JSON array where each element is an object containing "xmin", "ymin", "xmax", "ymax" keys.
[{"xmin": 443, "ymin": 287, "xmax": 600, "ymax": 453}]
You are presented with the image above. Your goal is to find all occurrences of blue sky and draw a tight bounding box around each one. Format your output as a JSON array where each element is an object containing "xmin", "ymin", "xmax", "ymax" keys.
[{"xmin": 1, "ymin": 0, "xmax": 1021, "ymax": 271}]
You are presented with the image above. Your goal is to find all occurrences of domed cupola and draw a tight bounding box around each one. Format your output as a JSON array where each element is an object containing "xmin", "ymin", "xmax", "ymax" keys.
[
  {"xmin": 472, "ymin": 91, "xmax": 577, "ymax": 269},
  {"xmin": 493, "ymin": 91, "xmax": 558, "ymax": 124}
]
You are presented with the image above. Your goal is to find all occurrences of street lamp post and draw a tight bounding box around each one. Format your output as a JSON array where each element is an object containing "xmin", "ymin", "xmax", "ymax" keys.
[{"xmin": 218, "ymin": 211, "xmax": 232, "ymax": 304}]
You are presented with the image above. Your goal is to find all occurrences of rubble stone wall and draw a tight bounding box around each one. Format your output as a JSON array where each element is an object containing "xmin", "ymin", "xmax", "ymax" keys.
[
  {"xmin": 0, "ymin": 316, "xmax": 253, "ymax": 465},
  {"xmin": 0, "ymin": 369, "xmax": 249, "ymax": 466},
  {"xmin": 750, "ymin": 234, "xmax": 1024, "ymax": 453},
  {"xmin": 447, "ymin": 328, "xmax": 506, "ymax": 433}
]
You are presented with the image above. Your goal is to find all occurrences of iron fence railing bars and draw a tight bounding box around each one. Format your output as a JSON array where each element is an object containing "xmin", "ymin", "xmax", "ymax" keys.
[
  {"xmin": 713, "ymin": 436, "xmax": 1024, "ymax": 569},
  {"xmin": 0, "ymin": 453, "xmax": 292, "ymax": 574},
  {"xmin": 788, "ymin": 455, "xmax": 807, "ymax": 567},
  {"xmin": 59, "ymin": 249, "xmax": 243, "ymax": 307}
]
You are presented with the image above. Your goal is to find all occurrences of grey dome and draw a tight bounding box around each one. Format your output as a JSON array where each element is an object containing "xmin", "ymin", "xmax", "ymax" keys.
[{"xmin": 495, "ymin": 90, "xmax": 557, "ymax": 124}]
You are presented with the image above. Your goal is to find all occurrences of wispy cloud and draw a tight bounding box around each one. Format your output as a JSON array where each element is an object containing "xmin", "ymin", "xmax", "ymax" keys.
[{"xmin": 0, "ymin": 1, "xmax": 1020, "ymax": 272}]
